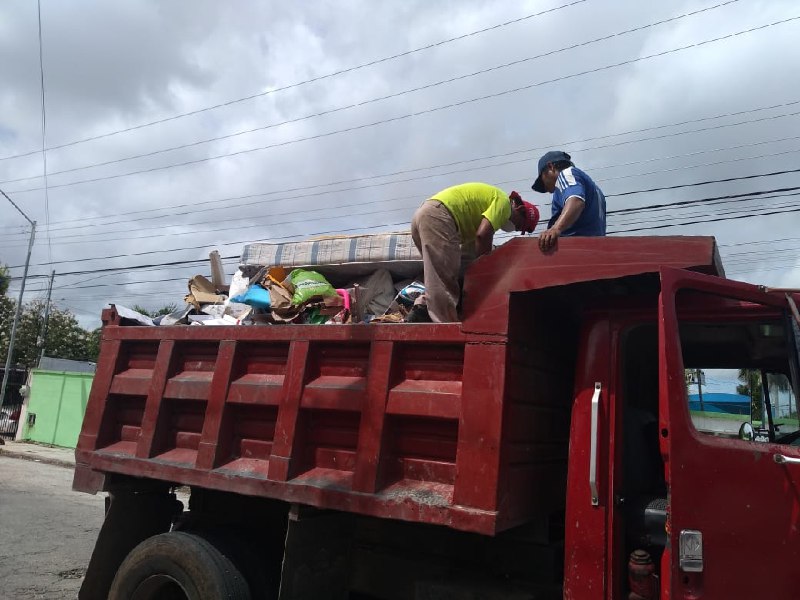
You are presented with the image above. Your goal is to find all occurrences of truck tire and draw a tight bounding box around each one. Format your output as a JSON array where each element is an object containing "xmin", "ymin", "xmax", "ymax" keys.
[
  {"xmin": 108, "ymin": 531, "xmax": 251, "ymax": 600},
  {"xmin": 187, "ymin": 529, "xmax": 277, "ymax": 599}
]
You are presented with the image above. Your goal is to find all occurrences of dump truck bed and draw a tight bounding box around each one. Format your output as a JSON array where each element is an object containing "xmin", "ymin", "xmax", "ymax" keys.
[{"xmin": 74, "ymin": 236, "xmax": 721, "ymax": 535}]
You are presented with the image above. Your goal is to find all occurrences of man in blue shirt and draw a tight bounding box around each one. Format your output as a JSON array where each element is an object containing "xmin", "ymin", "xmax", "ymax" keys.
[{"xmin": 531, "ymin": 150, "xmax": 606, "ymax": 251}]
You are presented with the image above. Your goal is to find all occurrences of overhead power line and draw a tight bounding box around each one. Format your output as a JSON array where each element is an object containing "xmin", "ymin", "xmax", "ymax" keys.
[
  {"xmin": 610, "ymin": 205, "xmax": 800, "ymax": 234},
  {"xmin": 30, "ymin": 239, "xmax": 800, "ymax": 298},
  {"xmin": 37, "ymin": 0, "xmax": 53, "ymax": 265},
  {"xmin": 721, "ymin": 236, "xmax": 800, "ymax": 248},
  {"xmin": 5, "ymin": 156, "xmax": 799, "ymax": 250},
  {"xmin": 609, "ymin": 168, "xmax": 800, "ymax": 197},
  {"xmin": 9, "ymin": 183, "xmax": 800, "ymax": 281},
  {"xmin": 6, "ymin": 14, "xmax": 797, "ymax": 196},
  {"xmin": 7, "ymin": 93, "xmax": 799, "ymax": 236},
  {"xmin": 0, "ymin": 0, "xmax": 588, "ymax": 162},
  {"xmin": 4, "ymin": 118, "xmax": 800, "ymax": 248},
  {"xmin": 612, "ymin": 198, "xmax": 799, "ymax": 228},
  {"xmin": 60, "ymin": 237, "xmax": 799, "ymax": 292},
  {"xmin": 0, "ymin": 1, "xmax": 739, "ymax": 186},
  {"xmin": 13, "ymin": 204, "xmax": 800, "ymax": 296}
]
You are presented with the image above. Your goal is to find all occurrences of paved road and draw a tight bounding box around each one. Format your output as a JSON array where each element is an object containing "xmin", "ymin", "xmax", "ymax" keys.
[{"xmin": 0, "ymin": 456, "xmax": 105, "ymax": 600}]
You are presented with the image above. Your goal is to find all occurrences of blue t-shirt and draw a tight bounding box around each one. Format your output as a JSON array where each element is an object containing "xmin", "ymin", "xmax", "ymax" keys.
[{"xmin": 547, "ymin": 166, "xmax": 606, "ymax": 236}]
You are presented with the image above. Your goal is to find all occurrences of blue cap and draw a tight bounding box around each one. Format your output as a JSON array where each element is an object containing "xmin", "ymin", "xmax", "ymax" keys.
[{"xmin": 532, "ymin": 150, "xmax": 572, "ymax": 193}]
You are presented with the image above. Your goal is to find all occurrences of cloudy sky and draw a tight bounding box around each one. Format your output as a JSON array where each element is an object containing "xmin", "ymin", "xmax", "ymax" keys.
[{"xmin": 1, "ymin": 0, "xmax": 799, "ymax": 328}]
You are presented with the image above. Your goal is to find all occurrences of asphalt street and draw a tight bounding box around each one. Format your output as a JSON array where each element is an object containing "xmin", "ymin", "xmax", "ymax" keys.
[{"xmin": 0, "ymin": 455, "xmax": 105, "ymax": 599}]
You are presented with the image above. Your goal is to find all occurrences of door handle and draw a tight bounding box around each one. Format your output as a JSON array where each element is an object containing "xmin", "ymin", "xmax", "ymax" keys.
[
  {"xmin": 589, "ymin": 382, "xmax": 601, "ymax": 506},
  {"xmin": 774, "ymin": 454, "xmax": 800, "ymax": 465}
]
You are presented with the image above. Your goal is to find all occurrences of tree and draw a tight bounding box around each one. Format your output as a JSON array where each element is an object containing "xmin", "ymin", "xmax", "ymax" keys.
[
  {"xmin": 0, "ymin": 264, "xmax": 8, "ymax": 296},
  {"xmin": 85, "ymin": 327, "xmax": 102, "ymax": 363},
  {"xmin": 132, "ymin": 303, "xmax": 178, "ymax": 318},
  {"xmin": 737, "ymin": 369, "xmax": 763, "ymax": 421},
  {"xmin": 737, "ymin": 369, "xmax": 791, "ymax": 420},
  {"xmin": 0, "ymin": 298, "xmax": 95, "ymax": 369}
]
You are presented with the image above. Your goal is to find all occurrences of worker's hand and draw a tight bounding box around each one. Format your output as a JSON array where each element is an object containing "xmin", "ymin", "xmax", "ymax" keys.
[{"xmin": 538, "ymin": 227, "xmax": 560, "ymax": 251}]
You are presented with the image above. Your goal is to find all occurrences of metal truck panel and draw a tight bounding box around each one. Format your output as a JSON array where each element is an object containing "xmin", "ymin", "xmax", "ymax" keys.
[{"xmin": 74, "ymin": 236, "xmax": 721, "ymax": 535}]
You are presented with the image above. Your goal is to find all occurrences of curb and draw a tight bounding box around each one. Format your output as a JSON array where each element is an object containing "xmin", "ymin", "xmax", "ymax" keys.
[{"xmin": 0, "ymin": 448, "xmax": 75, "ymax": 470}]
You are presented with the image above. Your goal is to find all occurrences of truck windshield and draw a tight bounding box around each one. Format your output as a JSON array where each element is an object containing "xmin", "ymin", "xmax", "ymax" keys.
[{"xmin": 678, "ymin": 315, "xmax": 800, "ymax": 445}]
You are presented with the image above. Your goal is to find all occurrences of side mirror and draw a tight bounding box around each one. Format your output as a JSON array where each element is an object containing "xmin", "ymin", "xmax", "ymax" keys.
[{"xmin": 739, "ymin": 422, "xmax": 755, "ymax": 441}]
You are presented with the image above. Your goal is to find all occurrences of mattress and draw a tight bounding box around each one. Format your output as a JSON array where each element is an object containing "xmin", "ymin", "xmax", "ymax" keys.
[{"xmin": 239, "ymin": 232, "xmax": 424, "ymax": 284}]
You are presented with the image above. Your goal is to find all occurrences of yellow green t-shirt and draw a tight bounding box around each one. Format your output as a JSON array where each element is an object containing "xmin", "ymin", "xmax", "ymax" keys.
[{"xmin": 431, "ymin": 183, "xmax": 512, "ymax": 243}]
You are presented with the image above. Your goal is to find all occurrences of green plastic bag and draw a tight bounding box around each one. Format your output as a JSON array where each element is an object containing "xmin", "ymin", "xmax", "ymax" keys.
[{"xmin": 289, "ymin": 269, "xmax": 337, "ymax": 306}]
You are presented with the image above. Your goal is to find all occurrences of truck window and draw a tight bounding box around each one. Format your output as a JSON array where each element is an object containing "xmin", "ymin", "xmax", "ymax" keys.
[{"xmin": 677, "ymin": 306, "xmax": 800, "ymax": 446}]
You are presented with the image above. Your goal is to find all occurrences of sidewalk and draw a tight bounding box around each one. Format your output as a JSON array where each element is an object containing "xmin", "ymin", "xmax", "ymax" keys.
[{"xmin": 0, "ymin": 440, "xmax": 75, "ymax": 469}]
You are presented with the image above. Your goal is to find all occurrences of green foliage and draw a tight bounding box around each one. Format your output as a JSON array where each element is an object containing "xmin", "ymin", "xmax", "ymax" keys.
[
  {"xmin": 0, "ymin": 297, "xmax": 96, "ymax": 369},
  {"xmin": 737, "ymin": 369, "xmax": 791, "ymax": 420},
  {"xmin": 0, "ymin": 264, "xmax": 8, "ymax": 296},
  {"xmin": 737, "ymin": 369, "xmax": 763, "ymax": 420},
  {"xmin": 132, "ymin": 303, "xmax": 178, "ymax": 318},
  {"xmin": 85, "ymin": 327, "xmax": 102, "ymax": 363}
]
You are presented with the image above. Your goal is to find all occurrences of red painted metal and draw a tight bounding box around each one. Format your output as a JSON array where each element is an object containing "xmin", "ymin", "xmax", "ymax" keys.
[
  {"xmin": 74, "ymin": 236, "xmax": 723, "ymax": 540},
  {"xmin": 463, "ymin": 236, "xmax": 721, "ymax": 336},
  {"xmin": 658, "ymin": 267, "xmax": 800, "ymax": 599},
  {"xmin": 563, "ymin": 317, "xmax": 612, "ymax": 599}
]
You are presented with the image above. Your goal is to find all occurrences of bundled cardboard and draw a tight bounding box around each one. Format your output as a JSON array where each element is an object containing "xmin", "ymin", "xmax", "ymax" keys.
[{"xmin": 185, "ymin": 275, "xmax": 226, "ymax": 309}]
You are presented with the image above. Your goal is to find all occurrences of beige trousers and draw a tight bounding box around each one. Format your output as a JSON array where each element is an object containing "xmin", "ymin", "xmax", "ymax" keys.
[{"xmin": 410, "ymin": 200, "xmax": 461, "ymax": 322}]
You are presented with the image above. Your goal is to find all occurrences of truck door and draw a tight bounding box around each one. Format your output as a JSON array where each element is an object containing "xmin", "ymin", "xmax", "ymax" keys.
[{"xmin": 659, "ymin": 267, "xmax": 800, "ymax": 599}]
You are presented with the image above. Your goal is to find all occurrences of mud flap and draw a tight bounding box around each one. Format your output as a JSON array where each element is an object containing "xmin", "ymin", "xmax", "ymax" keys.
[
  {"xmin": 278, "ymin": 505, "xmax": 355, "ymax": 600},
  {"xmin": 78, "ymin": 485, "xmax": 180, "ymax": 600}
]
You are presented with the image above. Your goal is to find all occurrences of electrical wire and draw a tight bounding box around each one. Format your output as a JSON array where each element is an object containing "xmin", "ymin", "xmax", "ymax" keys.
[
  {"xmin": 7, "ymin": 170, "xmax": 800, "ymax": 272},
  {"xmin": 6, "ymin": 150, "xmax": 800, "ymax": 250},
  {"xmin": 3, "ymin": 127, "xmax": 800, "ymax": 249},
  {"xmin": 0, "ymin": 1, "xmax": 739, "ymax": 186},
  {"xmin": 9, "ymin": 189, "xmax": 800, "ymax": 282},
  {"xmin": 6, "ymin": 15, "xmax": 797, "ymax": 196},
  {"xmin": 12, "ymin": 95, "xmax": 800, "ymax": 233},
  {"xmin": 610, "ymin": 205, "xmax": 800, "ymax": 234},
  {"xmin": 37, "ymin": 0, "xmax": 52, "ymax": 265},
  {"xmin": 0, "ymin": 0, "xmax": 588, "ymax": 162}
]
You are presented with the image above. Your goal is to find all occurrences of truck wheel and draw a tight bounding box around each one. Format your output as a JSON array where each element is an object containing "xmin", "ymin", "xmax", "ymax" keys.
[{"xmin": 108, "ymin": 531, "xmax": 251, "ymax": 600}]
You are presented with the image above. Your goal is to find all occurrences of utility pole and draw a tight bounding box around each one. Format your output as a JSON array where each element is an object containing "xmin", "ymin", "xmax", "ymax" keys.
[
  {"xmin": 695, "ymin": 368, "xmax": 705, "ymax": 413},
  {"xmin": 37, "ymin": 270, "xmax": 55, "ymax": 367},
  {"xmin": 0, "ymin": 188, "xmax": 36, "ymax": 406}
]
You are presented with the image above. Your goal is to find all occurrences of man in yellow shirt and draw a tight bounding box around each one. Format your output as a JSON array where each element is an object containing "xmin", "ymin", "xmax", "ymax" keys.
[{"xmin": 410, "ymin": 182, "xmax": 539, "ymax": 322}]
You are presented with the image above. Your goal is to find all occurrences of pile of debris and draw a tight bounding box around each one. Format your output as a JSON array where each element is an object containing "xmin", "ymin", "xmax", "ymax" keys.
[{"xmin": 116, "ymin": 244, "xmax": 428, "ymax": 326}]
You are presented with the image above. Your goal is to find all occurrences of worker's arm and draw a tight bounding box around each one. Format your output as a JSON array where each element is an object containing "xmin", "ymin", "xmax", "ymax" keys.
[
  {"xmin": 475, "ymin": 217, "xmax": 496, "ymax": 257},
  {"xmin": 538, "ymin": 196, "xmax": 584, "ymax": 251}
]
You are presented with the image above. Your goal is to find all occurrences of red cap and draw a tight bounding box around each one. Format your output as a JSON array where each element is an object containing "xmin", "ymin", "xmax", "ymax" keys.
[
  {"xmin": 510, "ymin": 191, "xmax": 539, "ymax": 234},
  {"xmin": 520, "ymin": 200, "xmax": 540, "ymax": 234}
]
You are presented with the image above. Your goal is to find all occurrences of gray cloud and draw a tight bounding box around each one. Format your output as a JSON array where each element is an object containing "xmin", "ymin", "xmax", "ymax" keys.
[{"xmin": 0, "ymin": 0, "xmax": 798, "ymax": 325}]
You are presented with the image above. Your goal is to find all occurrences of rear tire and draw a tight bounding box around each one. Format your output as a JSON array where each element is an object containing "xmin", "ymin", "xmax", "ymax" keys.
[{"xmin": 108, "ymin": 531, "xmax": 250, "ymax": 600}]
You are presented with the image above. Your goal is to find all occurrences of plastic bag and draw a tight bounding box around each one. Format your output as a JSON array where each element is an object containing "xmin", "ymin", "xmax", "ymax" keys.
[
  {"xmin": 230, "ymin": 284, "xmax": 272, "ymax": 309},
  {"xmin": 395, "ymin": 281, "xmax": 425, "ymax": 308},
  {"xmin": 229, "ymin": 269, "xmax": 250, "ymax": 299},
  {"xmin": 289, "ymin": 269, "xmax": 337, "ymax": 306}
]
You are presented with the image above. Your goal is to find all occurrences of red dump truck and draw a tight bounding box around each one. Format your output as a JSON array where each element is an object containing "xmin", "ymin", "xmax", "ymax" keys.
[{"xmin": 73, "ymin": 236, "xmax": 800, "ymax": 600}]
